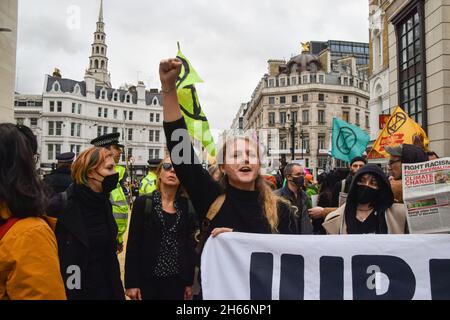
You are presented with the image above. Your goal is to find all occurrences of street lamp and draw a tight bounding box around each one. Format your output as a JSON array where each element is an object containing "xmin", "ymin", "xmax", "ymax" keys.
[
  {"xmin": 290, "ymin": 112, "xmax": 296, "ymax": 161},
  {"xmin": 300, "ymin": 129, "xmax": 304, "ymax": 160}
]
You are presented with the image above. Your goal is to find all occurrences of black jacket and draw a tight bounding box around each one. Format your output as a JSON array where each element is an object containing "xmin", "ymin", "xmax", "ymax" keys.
[
  {"xmin": 275, "ymin": 185, "xmax": 312, "ymax": 235},
  {"xmin": 43, "ymin": 166, "xmax": 73, "ymax": 194},
  {"xmin": 47, "ymin": 184, "xmax": 125, "ymax": 300},
  {"xmin": 163, "ymin": 118, "xmax": 298, "ymax": 240},
  {"xmin": 124, "ymin": 192, "xmax": 196, "ymax": 289}
]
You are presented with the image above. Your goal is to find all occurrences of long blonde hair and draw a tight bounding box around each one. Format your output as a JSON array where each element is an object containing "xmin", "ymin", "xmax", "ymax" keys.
[{"xmin": 217, "ymin": 136, "xmax": 285, "ymax": 233}]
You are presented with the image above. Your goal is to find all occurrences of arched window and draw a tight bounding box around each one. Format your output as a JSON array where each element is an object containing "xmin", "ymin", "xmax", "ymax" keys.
[
  {"xmin": 113, "ymin": 92, "xmax": 118, "ymax": 102},
  {"xmin": 126, "ymin": 94, "xmax": 131, "ymax": 103},
  {"xmin": 101, "ymin": 60, "xmax": 105, "ymax": 69},
  {"xmin": 101, "ymin": 47, "xmax": 104, "ymax": 54},
  {"xmin": 53, "ymin": 82, "xmax": 60, "ymax": 92},
  {"xmin": 101, "ymin": 89, "xmax": 106, "ymax": 100},
  {"xmin": 152, "ymin": 97, "xmax": 159, "ymax": 105},
  {"xmin": 73, "ymin": 84, "xmax": 80, "ymax": 95},
  {"xmin": 96, "ymin": 46, "xmax": 99, "ymax": 54},
  {"xmin": 95, "ymin": 60, "xmax": 99, "ymax": 69}
]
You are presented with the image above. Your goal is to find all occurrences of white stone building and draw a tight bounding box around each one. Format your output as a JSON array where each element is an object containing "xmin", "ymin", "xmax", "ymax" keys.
[
  {"xmin": 237, "ymin": 44, "xmax": 370, "ymax": 175},
  {"xmin": 13, "ymin": 1, "xmax": 164, "ymax": 175}
]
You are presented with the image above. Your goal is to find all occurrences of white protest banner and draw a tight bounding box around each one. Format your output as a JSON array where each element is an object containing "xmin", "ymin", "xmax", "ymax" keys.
[{"xmin": 201, "ymin": 232, "xmax": 450, "ymax": 300}]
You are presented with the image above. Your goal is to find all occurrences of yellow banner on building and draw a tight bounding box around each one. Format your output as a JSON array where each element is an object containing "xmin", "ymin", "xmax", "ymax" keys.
[{"xmin": 368, "ymin": 106, "xmax": 429, "ymax": 159}]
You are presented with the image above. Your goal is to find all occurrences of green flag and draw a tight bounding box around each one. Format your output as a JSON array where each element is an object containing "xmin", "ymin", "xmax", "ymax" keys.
[
  {"xmin": 176, "ymin": 43, "xmax": 216, "ymax": 156},
  {"xmin": 331, "ymin": 118, "xmax": 370, "ymax": 163}
]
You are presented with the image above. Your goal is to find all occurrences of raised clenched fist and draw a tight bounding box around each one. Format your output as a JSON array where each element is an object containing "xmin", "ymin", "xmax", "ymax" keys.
[{"xmin": 159, "ymin": 58, "xmax": 182, "ymax": 90}]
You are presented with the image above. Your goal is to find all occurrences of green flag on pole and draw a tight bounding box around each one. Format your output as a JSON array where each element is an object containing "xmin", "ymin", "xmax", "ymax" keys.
[
  {"xmin": 331, "ymin": 118, "xmax": 370, "ymax": 163},
  {"xmin": 176, "ymin": 43, "xmax": 216, "ymax": 156}
]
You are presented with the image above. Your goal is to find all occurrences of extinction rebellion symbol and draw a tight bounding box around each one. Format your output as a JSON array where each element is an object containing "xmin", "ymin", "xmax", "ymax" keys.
[
  {"xmin": 386, "ymin": 113, "xmax": 407, "ymax": 135},
  {"xmin": 337, "ymin": 127, "xmax": 357, "ymax": 155}
]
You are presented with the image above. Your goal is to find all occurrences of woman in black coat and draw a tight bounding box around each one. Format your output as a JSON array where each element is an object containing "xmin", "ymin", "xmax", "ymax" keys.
[
  {"xmin": 125, "ymin": 156, "xmax": 196, "ymax": 300},
  {"xmin": 48, "ymin": 147, "xmax": 125, "ymax": 300}
]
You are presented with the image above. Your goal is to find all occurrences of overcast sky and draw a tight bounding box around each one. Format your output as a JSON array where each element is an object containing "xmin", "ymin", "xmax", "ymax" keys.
[{"xmin": 16, "ymin": 0, "xmax": 369, "ymax": 135}]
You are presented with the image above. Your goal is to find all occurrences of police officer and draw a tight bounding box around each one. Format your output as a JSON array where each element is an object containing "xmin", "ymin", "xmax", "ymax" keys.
[
  {"xmin": 43, "ymin": 152, "xmax": 75, "ymax": 195},
  {"xmin": 139, "ymin": 158, "xmax": 161, "ymax": 196},
  {"xmin": 90, "ymin": 132, "xmax": 129, "ymax": 254}
]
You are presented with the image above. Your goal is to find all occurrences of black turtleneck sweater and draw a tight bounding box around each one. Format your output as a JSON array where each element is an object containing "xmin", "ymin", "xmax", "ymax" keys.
[
  {"xmin": 164, "ymin": 118, "xmax": 297, "ymax": 238},
  {"xmin": 73, "ymin": 184, "xmax": 113, "ymax": 298}
]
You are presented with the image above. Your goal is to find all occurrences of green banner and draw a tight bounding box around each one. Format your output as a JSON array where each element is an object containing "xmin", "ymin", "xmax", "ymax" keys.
[
  {"xmin": 331, "ymin": 118, "xmax": 370, "ymax": 163},
  {"xmin": 176, "ymin": 43, "xmax": 216, "ymax": 156}
]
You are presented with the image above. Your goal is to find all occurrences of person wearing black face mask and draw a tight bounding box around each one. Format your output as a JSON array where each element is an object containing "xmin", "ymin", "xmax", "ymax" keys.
[
  {"xmin": 323, "ymin": 164, "xmax": 408, "ymax": 235},
  {"xmin": 275, "ymin": 163, "xmax": 312, "ymax": 234},
  {"xmin": 47, "ymin": 147, "xmax": 125, "ymax": 300}
]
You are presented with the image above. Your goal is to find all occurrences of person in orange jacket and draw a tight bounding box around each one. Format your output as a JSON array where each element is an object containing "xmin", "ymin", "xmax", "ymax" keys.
[{"xmin": 0, "ymin": 123, "xmax": 66, "ymax": 300}]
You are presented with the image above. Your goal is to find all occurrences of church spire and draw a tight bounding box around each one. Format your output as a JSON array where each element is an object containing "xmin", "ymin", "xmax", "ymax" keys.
[
  {"xmin": 87, "ymin": 0, "xmax": 111, "ymax": 87},
  {"xmin": 98, "ymin": 0, "xmax": 103, "ymax": 22}
]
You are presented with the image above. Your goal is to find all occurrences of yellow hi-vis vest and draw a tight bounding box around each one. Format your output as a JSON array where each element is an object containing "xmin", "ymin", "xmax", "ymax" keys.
[
  {"xmin": 110, "ymin": 165, "xmax": 129, "ymax": 244},
  {"xmin": 139, "ymin": 171, "xmax": 157, "ymax": 196}
]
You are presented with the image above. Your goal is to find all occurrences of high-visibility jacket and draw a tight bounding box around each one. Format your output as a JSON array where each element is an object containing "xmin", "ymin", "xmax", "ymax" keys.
[
  {"xmin": 139, "ymin": 171, "xmax": 157, "ymax": 196},
  {"xmin": 110, "ymin": 165, "xmax": 129, "ymax": 244}
]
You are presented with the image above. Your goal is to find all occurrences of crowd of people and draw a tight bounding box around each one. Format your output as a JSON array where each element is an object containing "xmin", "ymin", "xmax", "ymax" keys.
[{"xmin": 0, "ymin": 57, "xmax": 442, "ymax": 300}]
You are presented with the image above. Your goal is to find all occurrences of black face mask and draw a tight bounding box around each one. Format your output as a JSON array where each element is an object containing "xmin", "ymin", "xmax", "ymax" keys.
[
  {"xmin": 356, "ymin": 185, "xmax": 379, "ymax": 204},
  {"xmin": 96, "ymin": 172, "xmax": 119, "ymax": 193},
  {"xmin": 292, "ymin": 176, "xmax": 305, "ymax": 188}
]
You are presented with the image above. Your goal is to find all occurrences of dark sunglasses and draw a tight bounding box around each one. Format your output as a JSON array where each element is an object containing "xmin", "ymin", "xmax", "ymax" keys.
[{"xmin": 162, "ymin": 163, "xmax": 174, "ymax": 171}]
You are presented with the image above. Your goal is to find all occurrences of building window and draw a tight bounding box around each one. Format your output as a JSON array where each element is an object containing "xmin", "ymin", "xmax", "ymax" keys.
[
  {"xmin": 280, "ymin": 96, "xmax": 286, "ymax": 104},
  {"xmin": 30, "ymin": 118, "xmax": 38, "ymax": 126},
  {"xmin": 318, "ymin": 134, "xmax": 325, "ymax": 150},
  {"xmin": 104, "ymin": 108, "xmax": 108, "ymax": 118},
  {"xmin": 366, "ymin": 114, "xmax": 370, "ymax": 128},
  {"xmin": 303, "ymin": 134, "xmax": 310, "ymax": 152},
  {"xmin": 343, "ymin": 110, "xmax": 350, "ymax": 123},
  {"xmin": 48, "ymin": 144, "xmax": 53, "ymax": 161},
  {"xmin": 112, "ymin": 127, "xmax": 118, "ymax": 133},
  {"xmin": 123, "ymin": 110, "xmax": 127, "ymax": 120},
  {"xmin": 156, "ymin": 114, "xmax": 160, "ymax": 122},
  {"xmin": 71, "ymin": 123, "xmax": 76, "ymax": 137},
  {"xmin": 49, "ymin": 101, "xmax": 55, "ymax": 112},
  {"xmin": 56, "ymin": 121, "xmax": 62, "ymax": 136},
  {"xmin": 97, "ymin": 126, "xmax": 102, "ymax": 137},
  {"xmin": 101, "ymin": 90, "xmax": 106, "ymax": 99},
  {"xmin": 128, "ymin": 148, "xmax": 133, "ymax": 157},
  {"xmin": 302, "ymin": 75, "xmax": 308, "ymax": 84},
  {"xmin": 318, "ymin": 110, "xmax": 326, "ymax": 124},
  {"xmin": 113, "ymin": 93, "xmax": 118, "ymax": 101},
  {"xmin": 98, "ymin": 107, "xmax": 102, "ymax": 117},
  {"xmin": 126, "ymin": 94, "xmax": 131, "ymax": 103},
  {"xmin": 150, "ymin": 113, "xmax": 154, "ymax": 122},
  {"xmin": 48, "ymin": 121, "xmax": 54, "ymax": 135},
  {"xmin": 302, "ymin": 110, "xmax": 309, "ymax": 124},
  {"xmin": 268, "ymin": 79, "xmax": 275, "ymax": 87},
  {"xmin": 395, "ymin": 6, "xmax": 425, "ymax": 127},
  {"xmin": 57, "ymin": 101, "xmax": 62, "ymax": 112},
  {"xmin": 310, "ymin": 74, "xmax": 317, "ymax": 83},
  {"xmin": 356, "ymin": 111, "xmax": 360, "ymax": 126},
  {"xmin": 16, "ymin": 118, "xmax": 24, "ymax": 125},
  {"xmin": 356, "ymin": 98, "xmax": 360, "ymax": 106},
  {"xmin": 114, "ymin": 109, "xmax": 118, "ymax": 119},
  {"xmin": 149, "ymin": 130, "xmax": 154, "ymax": 142},
  {"xmin": 319, "ymin": 75, "xmax": 325, "ymax": 84},
  {"xmin": 280, "ymin": 78, "xmax": 286, "ymax": 87},
  {"xmin": 292, "ymin": 95, "xmax": 298, "ymax": 103},
  {"xmin": 128, "ymin": 128, "xmax": 133, "ymax": 141},
  {"xmin": 129, "ymin": 111, "xmax": 133, "ymax": 121},
  {"xmin": 318, "ymin": 93, "xmax": 325, "ymax": 102},
  {"xmin": 291, "ymin": 77, "xmax": 297, "ymax": 86},
  {"xmin": 280, "ymin": 112, "xmax": 286, "ymax": 124},
  {"xmin": 269, "ymin": 97, "xmax": 275, "ymax": 105},
  {"xmin": 70, "ymin": 145, "xmax": 81, "ymax": 155},
  {"xmin": 292, "ymin": 111, "xmax": 297, "ymax": 123},
  {"xmin": 303, "ymin": 94, "xmax": 309, "ymax": 102},
  {"xmin": 72, "ymin": 103, "xmax": 76, "ymax": 113},
  {"xmin": 343, "ymin": 95, "xmax": 349, "ymax": 103},
  {"xmin": 155, "ymin": 130, "xmax": 160, "ymax": 142},
  {"xmin": 268, "ymin": 112, "xmax": 275, "ymax": 125}
]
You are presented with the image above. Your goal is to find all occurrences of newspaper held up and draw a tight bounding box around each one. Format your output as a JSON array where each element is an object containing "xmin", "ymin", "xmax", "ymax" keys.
[{"xmin": 403, "ymin": 157, "xmax": 450, "ymax": 234}]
